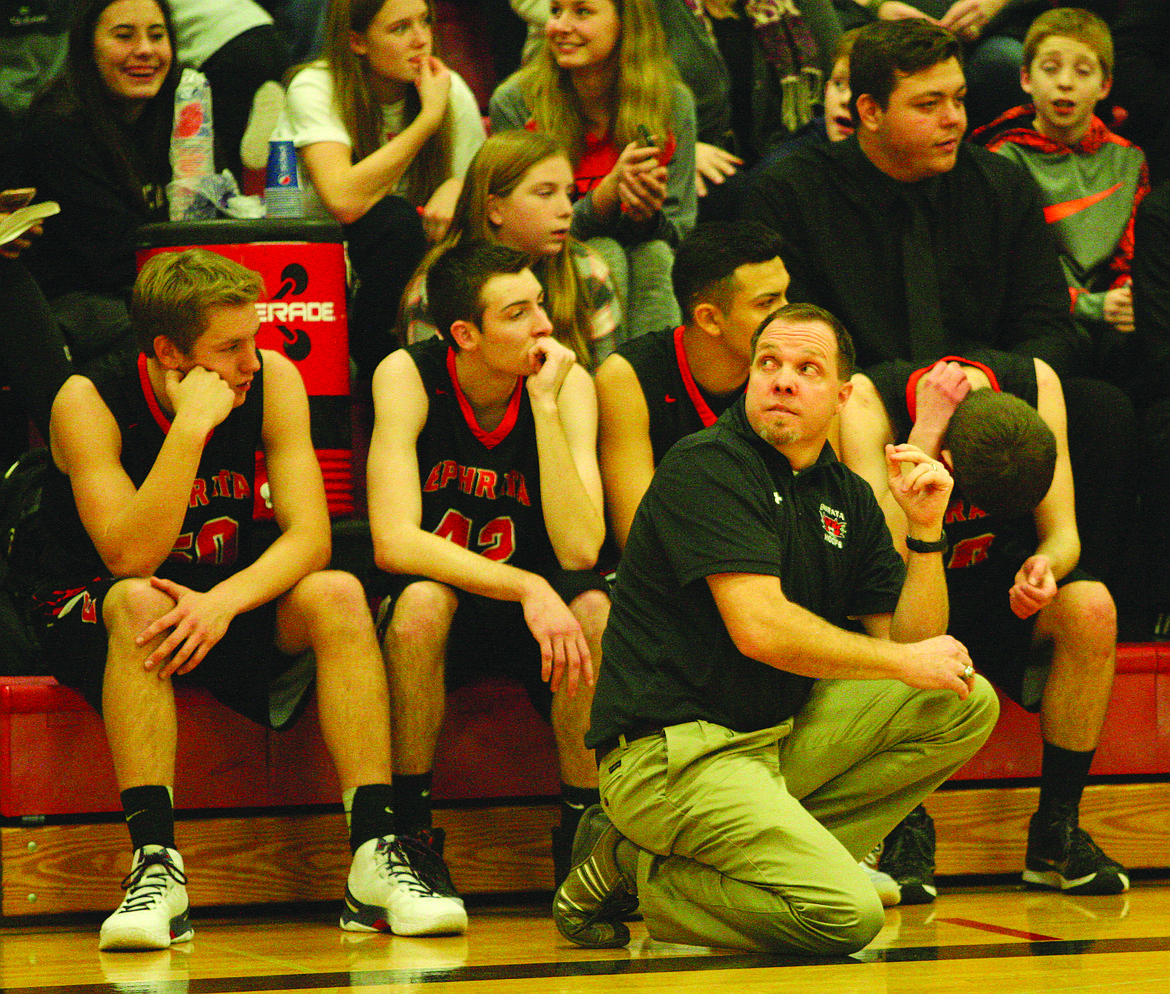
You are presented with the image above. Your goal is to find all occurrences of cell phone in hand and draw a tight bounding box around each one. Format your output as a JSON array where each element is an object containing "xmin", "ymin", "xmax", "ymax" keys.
[
  {"xmin": 636, "ymin": 125, "xmax": 656, "ymax": 149},
  {"xmin": 0, "ymin": 188, "xmax": 35, "ymax": 212}
]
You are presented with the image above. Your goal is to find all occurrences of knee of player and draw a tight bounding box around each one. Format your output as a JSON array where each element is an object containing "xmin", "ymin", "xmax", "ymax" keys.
[
  {"xmin": 101, "ymin": 578, "xmax": 175, "ymax": 637},
  {"xmin": 1056, "ymin": 581, "xmax": 1117, "ymax": 646},
  {"xmin": 295, "ymin": 570, "xmax": 369, "ymax": 619},
  {"xmin": 384, "ymin": 581, "xmax": 458, "ymax": 649},
  {"xmin": 569, "ymin": 587, "xmax": 610, "ymax": 644}
]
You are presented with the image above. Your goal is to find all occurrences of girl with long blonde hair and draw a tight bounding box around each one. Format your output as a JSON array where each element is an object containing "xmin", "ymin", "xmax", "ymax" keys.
[
  {"xmin": 274, "ymin": 0, "xmax": 486, "ymax": 375},
  {"xmin": 402, "ymin": 130, "xmax": 622, "ymax": 369},
  {"xmin": 489, "ymin": 0, "xmax": 696, "ymax": 341}
]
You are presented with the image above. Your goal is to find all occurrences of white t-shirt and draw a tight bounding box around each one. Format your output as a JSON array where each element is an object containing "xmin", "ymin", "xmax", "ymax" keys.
[
  {"xmin": 168, "ymin": 0, "xmax": 273, "ymax": 69},
  {"xmin": 274, "ymin": 63, "xmax": 486, "ymax": 221}
]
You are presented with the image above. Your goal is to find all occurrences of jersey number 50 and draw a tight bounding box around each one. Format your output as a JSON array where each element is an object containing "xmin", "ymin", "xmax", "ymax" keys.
[
  {"xmin": 434, "ymin": 509, "xmax": 516, "ymax": 562},
  {"xmin": 169, "ymin": 516, "xmax": 240, "ymax": 565}
]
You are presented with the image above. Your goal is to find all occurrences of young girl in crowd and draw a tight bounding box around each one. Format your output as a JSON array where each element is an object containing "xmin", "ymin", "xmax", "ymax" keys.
[
  {"xmin": 489, "ymin": 0, "xmax": 696, "ymax": 341},
  {"xmin": 277, "ymin": 0, "xmax": 486, "ymax": 376},
  {"xmin": 24, "ymin": 0, "xmax": 180, "ymax": 363},
  {"xmin": 402, "ymin": 130, "xmax": 622, "ymax": 369}
]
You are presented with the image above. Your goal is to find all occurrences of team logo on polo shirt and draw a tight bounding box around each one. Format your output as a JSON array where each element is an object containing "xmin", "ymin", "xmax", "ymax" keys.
[{"xmin": 819, "ymin": 504, "xmax": 846, "ymax": 549}]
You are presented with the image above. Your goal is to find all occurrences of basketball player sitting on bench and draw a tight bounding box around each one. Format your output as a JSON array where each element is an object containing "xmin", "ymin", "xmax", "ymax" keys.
[
  {"xmin": 26, "ymin": 249, "xmax": 467, "ymax": 950},
  {"xmin": 838, "ymin": 351, "xmax": 1125, "ymax": 901},
  {"xmin": 367, "ymin": 241, "xmax": 610, "ymax": 894}
]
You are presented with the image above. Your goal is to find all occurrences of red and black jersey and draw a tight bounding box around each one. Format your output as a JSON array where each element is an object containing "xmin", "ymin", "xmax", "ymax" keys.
[
  {"xmin": 408, "ymin": 338, "xmax": 558, "ymax": 575},
  {"xmin": 866, "ymin": 350, "xmax": 1040, "ymax": 572},
  {"xmin": 37, "ymin": 350, "xmax": 264, "ymax": 590},
  {"xmin": 617, "ymin": 326, "xmax": 744, "ymax": 465}
]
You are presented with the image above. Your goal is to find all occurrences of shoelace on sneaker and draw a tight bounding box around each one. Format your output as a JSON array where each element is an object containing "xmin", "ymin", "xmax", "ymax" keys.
[
  {"xmin": 886, "ymin": 814, "xmax": 933, "ymax": 869},
  {"xmin": 118, "ymin": 852, "xmax": 187, "ymax": 913},
  {"xmin": 406, "ymin": 830, "xmax": 460, "ymax": 897},
  {"xmin": 376, "ymin": 837, "xmax": 442, "ymax": 898},
  {"xmin": 1065, "ymin": 824, "xmax": 1118, "ymax": 868},
  {"xmin": 398, "ymin": 835, "xmax": 457, "ymax": 894}
]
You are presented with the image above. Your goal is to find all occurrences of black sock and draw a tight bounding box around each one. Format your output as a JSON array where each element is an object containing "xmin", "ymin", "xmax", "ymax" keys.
[
  {"xmin": 121, "ymin": 786, "xmax": 175, "ymax": 851},
  {"xmin": 560, "ymin": 783, "xmax": 601, "ymax": 842},
  {"xmin": 1037, "ymin": 742, "xmax": 1095, "ymax": 819},
  {"xmin": 392, "ymin": 772, "xmax": 433, "ymax": 838},
  {"xmin": 349, "ymin": 784, "xmax": 395, "ymax": 854}
]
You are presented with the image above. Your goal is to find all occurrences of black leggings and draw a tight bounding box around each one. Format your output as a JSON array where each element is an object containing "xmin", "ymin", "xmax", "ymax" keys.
[{"xmin": 344, "ymin": 194, "xmax": 428, "ymax": 380}]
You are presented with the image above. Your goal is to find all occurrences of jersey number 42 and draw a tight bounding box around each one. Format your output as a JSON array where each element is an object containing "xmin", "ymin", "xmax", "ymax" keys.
[{"xmin": 434, "ymin": 509, "xmax": 516, "ymax": 562}]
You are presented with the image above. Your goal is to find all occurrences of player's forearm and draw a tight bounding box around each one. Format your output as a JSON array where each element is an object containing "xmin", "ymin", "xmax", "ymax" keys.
[
  {"xmin": 374, "ymin": 522, "xmax": 542, "ymax": 603},
  {"xmin": 889, "ymin": 547, "xmax": 949, "ymax": 642},
  {"xmin": 531, "ymin": 402, "xmax": 605, "ymax": 569},
  {"xmin": 97, "ymin": 421, "xmax": 212, "ymax": 576},
  {"xmin": 1034, "ymin": 530, "xmax": 1080, "ymax": 582},
  {"xmin": 208, "ymin": 523, "xmax": 331, "ymax": 617},
  {"xmin": 906, "ymin": 419, "xmax": 947, "ymax": 460}
]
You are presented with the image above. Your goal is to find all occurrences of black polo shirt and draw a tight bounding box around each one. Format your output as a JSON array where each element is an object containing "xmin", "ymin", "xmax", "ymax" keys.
[{"xmin": 588, "ymin": 397, "xmax": 906, "ymax": 746}]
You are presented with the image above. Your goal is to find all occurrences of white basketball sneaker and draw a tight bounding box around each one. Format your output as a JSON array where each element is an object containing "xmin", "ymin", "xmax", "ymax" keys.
[
  {"xmin": 341, "ymin": 835, "xmax": 468, "ymax": 936},
  {"xmin": 99, "ymin": 846, "xmax": 193, "ymax": 950}
]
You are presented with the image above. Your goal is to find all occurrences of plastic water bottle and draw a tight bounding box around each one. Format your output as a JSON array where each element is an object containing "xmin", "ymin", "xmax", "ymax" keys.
[{"xmin": 169, "ymin": 68, "xmax": 216, "ymax": 220}]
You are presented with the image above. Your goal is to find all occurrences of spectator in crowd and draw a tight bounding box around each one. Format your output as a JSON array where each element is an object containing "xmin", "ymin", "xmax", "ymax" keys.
[
  {"xmin": 554, "ymin": 301, "xmax": 997, "ymax": 952},
  {"xmin": 490, "ymin": 0, "xmax": 697, "ymax": 341},
  {"xmin": 973, "ymin": 7, "xmax": 1148, "ymax": 390},
  {"xmin": 748, "ymin": 19, "xmax": 1079, "ymax": 371},
  {"xmin": 746, "ymin": 17, "xmax": 1135, "ymax": 604},
  {"xmin": 274, "ymin": 0, "xmax": 486, "ymax": 377},
  {"xmin": 507, "ymin": 0, "xmax": 843, "ymax": 224},
  {"xmin": 168, "ymin": 0, "xmax": 292, "ymax": 181},
  {"xmin": 0, "ymin": 0, "xmax": 71, "ymax": 127},
  {"xmin": 839, "ymin": 353, "xmax": 1126, "ymax": 903},
  {"xmin": 25, "ymin": 248, "xmax": 466, "ymax": 948},
  {"xmin": 680, "ymin": 0, "xmax": 842, "ymax": 219},
  {"xmin": 595, "ymin": 220, "xmax": 789, "ymax": 549},
  {"xmin": 835, "ymin": 0, "xmax": 1038, "ymax": 131},
  {"xmin": 368, "ymin": 241, "xmax": 609, "ymax": 888},
  {"xmin": 401, "ymin": 129, "xmax": 623, "ymax": 368},
  {"xmin": 758, "ymin": 27, "xmax": 859, "ymax": 167},
  {"xmin": 23, "ymin": 0, "xmax": 181, "ymax": 365}
]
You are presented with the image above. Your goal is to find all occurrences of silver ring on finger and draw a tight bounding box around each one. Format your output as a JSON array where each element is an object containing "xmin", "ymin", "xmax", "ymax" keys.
[{"xmin": 962, "ymin": 664, "xmax": 974, "ymax": 681}]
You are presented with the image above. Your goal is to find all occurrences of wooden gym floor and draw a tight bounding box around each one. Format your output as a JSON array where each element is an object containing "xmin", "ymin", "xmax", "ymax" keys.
[{"xmin": 1, "ymin": 879, "xmax": 1168, "ymax": 994}]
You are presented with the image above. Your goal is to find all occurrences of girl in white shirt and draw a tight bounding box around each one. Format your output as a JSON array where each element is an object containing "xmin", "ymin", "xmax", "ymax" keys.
[{"xmin": 278, "ymin": 0, "xmax": 485, "ymax": 375}]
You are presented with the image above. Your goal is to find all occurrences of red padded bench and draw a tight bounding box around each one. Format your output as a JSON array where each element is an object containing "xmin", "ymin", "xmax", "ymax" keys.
[
  {"xmin": 0, "ymin": 675, "xmax": 557, "ymax": 819},
  {"xmin": 0, "ymin": 646, "xmax": 1164, "ymax": 915},
  {"xmin": 952, "ymin": 641, "xmax": 1170, "ymax": 780}
]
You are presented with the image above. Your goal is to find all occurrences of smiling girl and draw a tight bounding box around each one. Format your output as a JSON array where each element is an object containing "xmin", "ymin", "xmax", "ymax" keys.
[
  {"xmin": 19, "ymin": 0, "xmax": 182, "ymax": 373},
  {"xmin": 276, "ymin": 0, "xmax": 486, "ymax": 377},
  {"xmin": 490, "ymin": 0, "xmax": 696, "ymax": 341},
  {"xmin": 25, "ymin": 0, "xmax": 180, "ymax": 324},
  {"xmin": 401, "ymin": 130, "xmax": 622, "ymax": 369}
]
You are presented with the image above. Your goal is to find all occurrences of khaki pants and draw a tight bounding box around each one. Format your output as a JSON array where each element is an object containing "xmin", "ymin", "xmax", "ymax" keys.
[{"xmin": 598, "ymin": 676, "xmax": 999, "ymax": 954}]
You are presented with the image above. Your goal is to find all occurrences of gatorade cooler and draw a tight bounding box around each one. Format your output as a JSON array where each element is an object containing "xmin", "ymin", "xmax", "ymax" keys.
[{"xmin": 136, "ymin": 219, "xmax": 353, "ymax": 517}]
